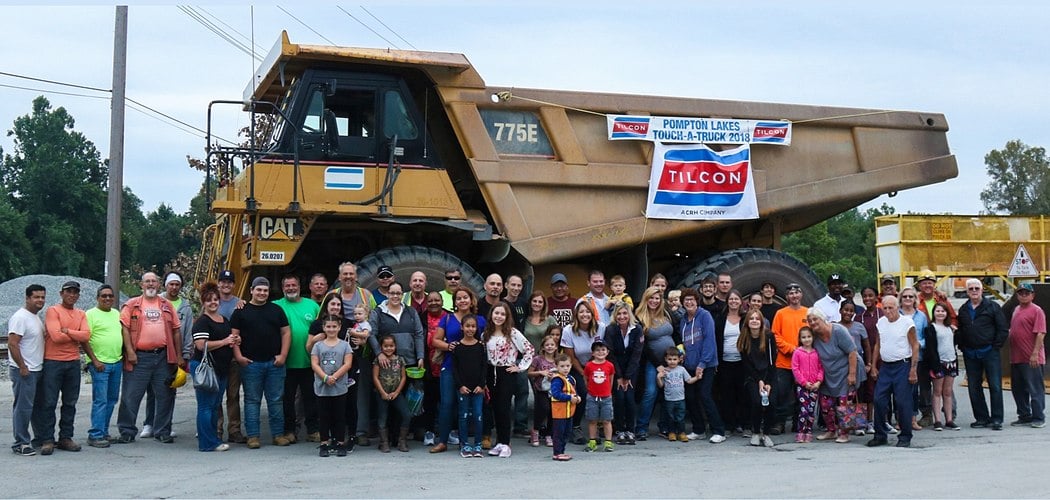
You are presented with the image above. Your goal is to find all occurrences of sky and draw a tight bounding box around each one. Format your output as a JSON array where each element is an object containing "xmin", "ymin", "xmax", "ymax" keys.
[{"xmin": 0, "ymin": 1, "xmax": 1047, "ymax": 217}]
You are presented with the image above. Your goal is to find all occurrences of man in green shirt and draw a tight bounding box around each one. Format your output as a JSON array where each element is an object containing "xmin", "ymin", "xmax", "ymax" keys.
[
  {"xmin": 274, "ymin": 275, "xmax": 321, "ymax": 443},
  {"xmin": 84, "ymin": 285, "xmax": 123, "ymax": 448}
]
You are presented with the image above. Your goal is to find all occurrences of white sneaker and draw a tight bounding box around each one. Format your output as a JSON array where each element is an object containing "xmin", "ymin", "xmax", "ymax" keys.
[
  {"xmin": 169, "ymin": 430, "xmax": 177, "ymax": 438},
  {"xmin": 139, "ymin": 425, "xmax": 153, "ymax": 439},
  {"xmin": 884, "ymin": 423, "xmax": 899, "ymax": 435},
  {"xmin": 709, "ymin": 434, "xmax": 726, "ymax": 443},
  {"xmin": 761, "ymin": 435, "xmax": 775, "ymax": 447},
  {"xmin": 213, "ymin": 443, "xmax": 230, "ymax": 452},
  {"xmin": 685, "ymin": 432, "xmax": 704, "ymax": 441},
  {"xmin": 865, "ymin": 423, "xmax": 875, "ymax": 435},
  {"xmin": 488, "ymin": 443, "xmax": 504, "ymax": 456},
  {"xmin": 498, "ymin": 444, "xmax": 513, "ymax": 458},
  {"xmin": 448, "ymin": 431, "xmax": 460, "ymax": 445},
  {"xmin": 423, "ymin": 431, "xmax": 435, "ymax": 446},
  {"xmin": 750, "ymin": 434, "xmax": 761, "ymax": 446}
]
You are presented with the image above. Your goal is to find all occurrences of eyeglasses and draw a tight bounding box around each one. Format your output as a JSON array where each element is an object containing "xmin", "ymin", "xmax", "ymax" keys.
[
  {"xmin": 901, "ymin": 295, "xmax": 916, "ymax": 299},
  {"xmin": 967, "ymin": 287, "xmax": 982, "ymax": 291},
  {"xmin": 445, "ymin": 275, "xmax": 461, "ymax": 280},
  {"xmin": 388, "ymin": 291, "xmax": 404, "ymax": 296}
]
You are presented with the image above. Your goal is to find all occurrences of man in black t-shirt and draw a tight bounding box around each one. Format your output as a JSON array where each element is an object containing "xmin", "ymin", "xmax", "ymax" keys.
[{"xmin": 231, "ymin": 277, "xmax": 291, "ymax": 449}]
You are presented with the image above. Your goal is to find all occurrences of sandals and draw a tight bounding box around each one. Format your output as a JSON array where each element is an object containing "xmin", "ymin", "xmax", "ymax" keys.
[{"xmin": 552, "ymin": 453, "xmax": 573, "ymax": 461}]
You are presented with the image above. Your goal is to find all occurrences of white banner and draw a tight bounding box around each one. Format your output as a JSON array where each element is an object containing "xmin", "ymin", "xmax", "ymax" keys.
[
  {"xmin": 608, "ymin": 114, "xmax": 791, "ymax": 145},
  {"xmin": 645, "ymin": 143, "xmax": 759, "ymax": 220}
]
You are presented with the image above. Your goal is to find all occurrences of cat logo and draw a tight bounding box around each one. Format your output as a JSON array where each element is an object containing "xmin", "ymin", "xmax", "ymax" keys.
[{"xmin": 259, "ymin": 217, "xmax": 301, "ymax": 240}]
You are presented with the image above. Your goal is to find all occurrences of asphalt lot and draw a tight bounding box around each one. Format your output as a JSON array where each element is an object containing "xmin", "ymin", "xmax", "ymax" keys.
[{"xmin": 2, "ymin": 376, "xmax": 1048, "ymax": 499}]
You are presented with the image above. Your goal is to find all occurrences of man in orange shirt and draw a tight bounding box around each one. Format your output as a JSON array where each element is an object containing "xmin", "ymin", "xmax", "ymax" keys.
[
  {"xmin": 114, "ymin": 272, "xmax": 184, "ymax": 444},
  {"xmin": 33, "ymin": 281, "xmax": 91, "ymax": 455},
  {"xmin": 771, "ymin": 283, "xmax": 809, "ymax": 435}
]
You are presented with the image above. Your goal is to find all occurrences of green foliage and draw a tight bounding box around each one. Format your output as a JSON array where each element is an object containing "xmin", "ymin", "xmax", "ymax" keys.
[
  {"xmin": 0, "ymin": 96, "xmax": 207, "ymax": 283},
  {"xmin": 980, "ymin": 140, "xmax": 1050, "ymax": 215},
  {"xmin": 782, "ymin": 204, "xmax": 895, "ymax": 292}
]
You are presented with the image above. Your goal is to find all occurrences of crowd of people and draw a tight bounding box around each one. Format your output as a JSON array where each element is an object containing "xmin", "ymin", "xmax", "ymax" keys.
[{"xmin": 7, "ymin": 263, "xmax": 1046, "ymax": 460}]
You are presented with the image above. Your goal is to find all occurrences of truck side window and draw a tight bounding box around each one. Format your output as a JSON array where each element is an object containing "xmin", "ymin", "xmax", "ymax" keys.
[
  {"xmin": 302, "ymin": 89, "xmax": 324, "ymax": 133},
  {"xmin": 383, "ymin": 90, "xmax": 418, "ymax": 140}
]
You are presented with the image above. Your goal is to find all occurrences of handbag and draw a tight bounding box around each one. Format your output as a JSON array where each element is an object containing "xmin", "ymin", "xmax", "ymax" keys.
[
  {"xmin": 835, "ymin": 394, "xmax": 869, "ymax": 431},
  {"xmin": 192, "ymin": 350, "xmax": 220, "ymax": 392}
]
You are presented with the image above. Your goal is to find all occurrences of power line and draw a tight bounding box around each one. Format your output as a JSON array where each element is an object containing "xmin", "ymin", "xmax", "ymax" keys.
[
  {"xmin": 277, "ymin": 5, "xmax": 336, "ymax": 45},
  {"xmin": 359, "ymin": 6, "xmax": 417, "ymax": 50},
  {"xmin": 0, "ymin": 70, "xmax": 109, "ymax": 93},
  {"xmin": 0, "ymin": 70, "xmax": 238, "ymax": 146},
  {"xmin": 195, "ymin": 5, "xmax": 266, "ymax": 52},
  {"xmin": 0, "ymin": 82, "xmax": 109, "ymax": 100},
  {"xmin": 336, "ymin": 5, "xmax": 400, "ymax": 49},
  {"xmin": 178, "ymin": 5, "xmax": 262, "ymax": 61}
]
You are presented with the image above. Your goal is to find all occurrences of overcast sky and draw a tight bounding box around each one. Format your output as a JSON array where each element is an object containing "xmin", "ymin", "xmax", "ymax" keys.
[{"xmin": 1, "ymin": 2, "xmax": 1047, "ymax": 217}]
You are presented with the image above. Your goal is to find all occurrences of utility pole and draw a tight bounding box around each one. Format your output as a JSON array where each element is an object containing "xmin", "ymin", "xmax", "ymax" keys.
[{"xmin": 104, "ymin": 5, "xmax": 128, "ymax": 291}]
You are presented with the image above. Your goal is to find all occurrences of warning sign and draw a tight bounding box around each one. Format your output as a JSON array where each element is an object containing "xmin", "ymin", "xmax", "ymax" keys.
[{"xmin": 1008, "ymin": 244, "xmax": 1040, "ymax": 277}]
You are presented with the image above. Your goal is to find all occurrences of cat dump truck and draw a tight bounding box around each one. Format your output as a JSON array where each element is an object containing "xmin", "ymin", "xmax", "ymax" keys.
[{"xmin": 196, "ymin": 31, "xmax": 958, "ymax": 302}]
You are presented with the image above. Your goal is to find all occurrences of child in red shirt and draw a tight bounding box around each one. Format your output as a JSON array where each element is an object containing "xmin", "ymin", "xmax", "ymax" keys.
[{"xmin": 584, "ymin": 339, "xmax": 616, "ymax": 452}]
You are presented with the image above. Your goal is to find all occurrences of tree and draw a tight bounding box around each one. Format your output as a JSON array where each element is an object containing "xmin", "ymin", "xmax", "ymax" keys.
[
  {"xmin": 1, "ymin": 96, "xmax": 108, "ymax": 279},
  {"xmin": 782, "ymin": 204, "xmax": 895, "ymax": 291},
  {"xmin": 980, "ymin": 139, "xmax": 1050, "ymax": 215}
]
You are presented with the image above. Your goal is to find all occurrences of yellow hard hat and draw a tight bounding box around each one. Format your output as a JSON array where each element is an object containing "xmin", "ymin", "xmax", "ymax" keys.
[{"xmin": 170, "ymin": 366, "xmax": 188, "ymax": 389}]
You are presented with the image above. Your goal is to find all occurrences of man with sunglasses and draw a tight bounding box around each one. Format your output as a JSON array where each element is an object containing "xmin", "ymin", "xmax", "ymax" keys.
[
  {"xmin": 84, "ymin": 285, "xmax": 123, "ymax": 448},
  {"xmin": 439, "ymin": 268, "xmax": 462, "ymax": 312},
  {"xmin": 956, "ymin": 279, "xmax": 1008, "ymax": 430}
]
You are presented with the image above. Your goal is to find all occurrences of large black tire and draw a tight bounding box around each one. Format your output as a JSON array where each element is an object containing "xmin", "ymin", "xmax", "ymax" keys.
[
  {"xmin": 673, "ymin": 248, "xmax": 824, "ymax": 307},
  {"xmin": 356, "ymin": 246, "xmax": 486, "ymax": 297}
]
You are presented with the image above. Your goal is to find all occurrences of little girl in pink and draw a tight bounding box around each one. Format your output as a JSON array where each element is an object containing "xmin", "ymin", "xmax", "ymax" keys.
[{"xmin": 791, "ymin": 326, "xmax": 824, "ymax": 443}]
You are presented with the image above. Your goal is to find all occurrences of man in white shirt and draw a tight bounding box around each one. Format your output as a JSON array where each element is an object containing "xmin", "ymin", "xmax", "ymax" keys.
[
  {"xmin": 868, "ymin": 296, "xmax": 919, "ymax": 448},
  {"xmin": 577, "ymin": 270, "xmax": 610, "ymax": 325},
  {"xmin": 813, "ymin": 274, "xmax": 846, "ymax": 322},
  {"xmin": 8, "ymin": 284, "xmax": 47, "ymax": 456}
]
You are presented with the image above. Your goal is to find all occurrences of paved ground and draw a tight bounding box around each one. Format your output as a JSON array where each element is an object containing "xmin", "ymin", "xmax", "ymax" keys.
[{"xmin": 2, "ymin": 376, "xmax": 1048, "ymax": 498}]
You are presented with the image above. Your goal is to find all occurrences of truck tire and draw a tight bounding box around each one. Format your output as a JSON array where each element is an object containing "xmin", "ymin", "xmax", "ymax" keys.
[
  {"xmin": 673, "ymin": 248, "xmax": 824, "ymax": 307},
  {"xmin": 356, "ymin": 245, "xmax": 486, "ymax": 297}
]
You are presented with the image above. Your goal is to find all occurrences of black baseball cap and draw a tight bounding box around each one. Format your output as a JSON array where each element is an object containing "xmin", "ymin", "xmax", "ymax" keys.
[
  {"xmin": 591, "ymin": 338, "xmax": 608, "ymax": 350},
  {"xmin": 218, "ymin": 270, "xmax": 235, "ymax": 282},
  {"xmin": 61, "ymin": 280, "xmax": 81, "ymax": 291},
  {"xmin": 827, "ymin": 274, "xmax": 843, "ymax": 284},
  {"xmin": 377, "ymin": 265, "xmax": 395, "ymax": 279}
]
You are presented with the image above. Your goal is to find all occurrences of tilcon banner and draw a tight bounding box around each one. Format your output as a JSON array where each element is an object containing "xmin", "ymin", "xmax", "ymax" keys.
[
  {"xmin": 645, "ymin": 143, "xmax": 759, "ymax": 220},
  {"xmin": 607, "ymin": 114, "xmax": 791, "ymax": 145}
]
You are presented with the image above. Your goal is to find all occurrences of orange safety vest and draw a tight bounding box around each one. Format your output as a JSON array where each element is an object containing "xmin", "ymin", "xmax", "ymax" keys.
[{"xmin": 550, "ymin": 373, "xmax": 577, "ymax": 419}]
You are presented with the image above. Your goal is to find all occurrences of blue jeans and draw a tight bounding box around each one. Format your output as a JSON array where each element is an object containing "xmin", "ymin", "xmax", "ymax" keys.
[
  {"xmin": 613, "ymin": 383, "xmax": 636, "ymax": 433},
  {"xmin": 457, "ymin": 392, "xmax": 484, "ymax": 448},
  {"xmin": 191, "ymin": 360, "xmax": 228, "ymax": 451},
  {"xmin": 117, "ymin": 351, "xmax": 176, "ymax": 439},
  {"xmin": 963, "ymin": 348, "xmax": 1004, "ymax": 424},
  {"xmin": 10, "ymin": 367, "xmax": 41, "ymax": 448},
  {"xmin": 637, "ymin": 361, "xmax": 667, "ymax": 435},
  {"xmin": 686, "ymin": 369, "xmax": 725, "ymax": 435},
  {"xmin": 88, "ymin": 362, "xmax": 122, "ymax": 440},
  {"xmin": 31, "ymin": 359, "xmax": 81, "ymax": 445},
  {"xmin": 665, "ymin": 399, "xmax": 687, "ymax": 433},
  {"xmin": 1011, "ymin": 363, "xmax": 1045, "ymax": 423},
  {"xmin": 874, "ymin": 360, "xmax": 915, "ymax": 441},
  {"xmin": 241, "ymin": 360, "xmax": 286, "ymax": 439},
  {"xmin": 435, "ymin": 368, "xmax": 458, "ymax": 444}
]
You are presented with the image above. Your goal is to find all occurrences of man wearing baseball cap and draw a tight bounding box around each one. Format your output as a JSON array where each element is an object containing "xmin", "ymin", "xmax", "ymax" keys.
[
  {"xmin": 915, "ymin": 270, "xmax": 956, "ymax": 326},
  {"xmin": 371, "ymin": 265, "xmax": 396, "ymax": 304},
  {"xmin": 548, "ymin": 273, "xmax": 576, "ymax": 327},
  {"xmin": 880, "ymin": 274, "xmax": 898, "ymax": 299},
  {"xmin": 1008, "ymin": 283, "xmax": 1047, "ymax": 428},
  {"xmin": 814, "ymin": 274, "xmax": 847, "ymax": 322},
  {"xmin": 34, "ymin": 281, "xmax": 91, "ymax": 454},
  {"xmin": 216, "ymin": 269, "xmax": 247, "ymax": 443},
  {"xmin": 771, "ymin": 283, "xmax": 808, "ymax": 435}
]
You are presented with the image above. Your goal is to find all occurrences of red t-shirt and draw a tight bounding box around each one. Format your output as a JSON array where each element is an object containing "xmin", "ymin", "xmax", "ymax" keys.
[
  {"xmin": 1010, "ymin": 303, "xmax": 1047, "ymax": 364},
  {"xmin": 584, "ymin": 359, "xmax": 615, "ymax": 398}
]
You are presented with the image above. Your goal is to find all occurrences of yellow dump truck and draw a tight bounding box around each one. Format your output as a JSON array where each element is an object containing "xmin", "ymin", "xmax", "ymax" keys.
[{"xmin": 196, "ymin": 32, "xmax": 958, "ymax": 301}]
